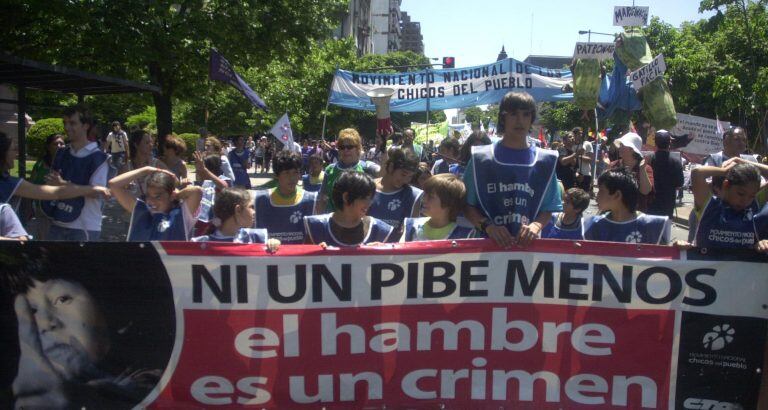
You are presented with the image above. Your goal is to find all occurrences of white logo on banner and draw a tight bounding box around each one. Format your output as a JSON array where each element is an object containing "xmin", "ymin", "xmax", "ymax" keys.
[
  {"xmin": 626, "ymin": 231, "xmax": 643, "ymax": 243},
  {"xmin": 703, "ymin": 324, "xmax": 735, "ymax": 351}
]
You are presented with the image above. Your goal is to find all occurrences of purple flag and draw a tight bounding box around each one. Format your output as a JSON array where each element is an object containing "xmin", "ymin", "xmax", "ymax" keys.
[{"xmin": 209, "ymin": 48, "xmax": 268, "ymax": 111}]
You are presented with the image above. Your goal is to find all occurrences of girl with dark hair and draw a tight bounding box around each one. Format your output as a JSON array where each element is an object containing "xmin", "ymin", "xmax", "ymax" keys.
[
  {"xmin": 109, "ymin": 166, "xmax": 202, "ymax": 241},
  {"xmin": 120, "ymin": 130, "xmax": 168, "ymax": 197},
  {"xmin": 686, "ymin": 158, "xmax": 768, "ymax": 250},
  {"xmin": 30, "ymin": 134, "xmax": 65, "ymax": 185},
  {"xmin": 0, "ymin": 132, "xmax": 109, "ymax": 208},
  {"xmin": 453, "ymin": 131, "xmax": 491, "ymax": 178},
  {"xmin": 192, "ymin": 188, "xmax": 280, "ymax": 248},
  {"xmin": 303, "ymin": 171, "xmax": 393, "ymax": 247},
  {"xmin": 367, "ymin": 147, "xmax": 423, "ymax": 241}
]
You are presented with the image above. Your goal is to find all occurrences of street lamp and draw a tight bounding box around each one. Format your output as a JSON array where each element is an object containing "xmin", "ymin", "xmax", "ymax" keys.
[{"xmin": 578, "ymin": 30, "xmax": 615, "ymax": 42}]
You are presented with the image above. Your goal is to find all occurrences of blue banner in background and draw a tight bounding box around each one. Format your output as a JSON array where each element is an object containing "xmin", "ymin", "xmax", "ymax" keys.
[{"xmin": 329, "ymin": 58, "xmax": 573, "ymax": 112}]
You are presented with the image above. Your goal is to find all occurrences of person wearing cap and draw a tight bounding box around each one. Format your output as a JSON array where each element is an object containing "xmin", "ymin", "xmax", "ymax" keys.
[
  {"xmin": 646, "ymin": 130, "xmax": 684, "ymax": 217},
  {"xmin": 609, "ymin": 132, "xmax": 654, "ymax": 213}
]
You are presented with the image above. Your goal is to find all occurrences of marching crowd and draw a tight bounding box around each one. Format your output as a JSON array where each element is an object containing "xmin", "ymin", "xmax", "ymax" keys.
[{"xmin": 1, "ymin": 91, "xmax": 767, "ymax": 253}]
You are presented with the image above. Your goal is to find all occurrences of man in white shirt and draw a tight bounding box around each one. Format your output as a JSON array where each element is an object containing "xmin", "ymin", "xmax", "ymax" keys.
[
  {"xmin": 42, "ymin": 105, "xmax": 108, "ymax": 241},
  {"xmin": 103, "ymin": 121, "xmax": 128, "ymax": 176},
  {"xmin": 573, "ymin": 127, "xmax": 594, "ymax": 192}
]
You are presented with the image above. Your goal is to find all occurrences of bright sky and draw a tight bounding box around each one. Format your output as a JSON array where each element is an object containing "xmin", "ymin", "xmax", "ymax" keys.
[{"xmin": 400, "ymin": 0, "xmax": 715, "ymax": 68}]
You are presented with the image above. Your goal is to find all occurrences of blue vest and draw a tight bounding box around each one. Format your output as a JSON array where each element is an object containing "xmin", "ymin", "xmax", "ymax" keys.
[
  {"xmin": 228, "ymin": 149, "xmax": 251, "ymax": 188},
  {"xmin": 254, "ymin": 189, "xmax": 317, "ymax": 244},
  {"xmin": 432, "ymin": 159, "xmax": 449, "ymax": 175},
  {"xmin": 304, "ymin": 213, "xmax": 393, "ymax": 247},
  {"xmin": 0, "ymin": 174, "xmax": 21, "ymax": 204},
  {"xmin": 402, "ymin": 217, "xmax": 476, "ymax": 242},
  {"xmin": 41, "ymin": 148, "xmax": 107, "ymax": 222},
  {"xmin": 471, "ymin": 143, "xmax": 558, "ymax": 236},
  {"xmin": 583, "ymin": 213, "xmax": 669, "ymax": 244},
  {"xmin": 541, "ymin": 212, "xmax": 584, "ymax": 240},
  {"xmin": 301, "ymin": 174, "xmax": 322, "ymax": 192},
  {"xmin": 127, "ymin": 200, "xmax": 190, "ymax": 241},
  {"xmin": 694, "ymin": 196, "xmax": 759, "ymax": 249},
  {"xmin": 368, "ymin": 185, "xmax": 423, "ymax": 236},
  {"xmin": 193, "ymin": 228, "xmax": 268, "ymax": 243}
]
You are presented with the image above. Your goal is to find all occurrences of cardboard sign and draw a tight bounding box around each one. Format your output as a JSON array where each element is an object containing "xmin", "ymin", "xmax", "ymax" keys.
[
  {"xmin": 630, "ymin": 54, "xmax": 667, "ymax": 90},
  {"xmin": 573, "ymin": 42, "xmax": 616, "ymax": 60},
  {"xmin": 614, "ymin": 6, "xmax": 650, "ymax": 26}
]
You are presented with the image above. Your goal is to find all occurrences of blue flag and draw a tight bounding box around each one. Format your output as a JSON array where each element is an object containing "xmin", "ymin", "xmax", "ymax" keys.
[{"xmin": 209, "ymin": 48, "xmax": 268, "ymax": 111}]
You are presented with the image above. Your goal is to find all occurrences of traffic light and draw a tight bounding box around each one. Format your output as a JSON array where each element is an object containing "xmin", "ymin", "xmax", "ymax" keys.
[{"xmin": 442, "ymin": 56, "xmax": 455, "ymax": 69}]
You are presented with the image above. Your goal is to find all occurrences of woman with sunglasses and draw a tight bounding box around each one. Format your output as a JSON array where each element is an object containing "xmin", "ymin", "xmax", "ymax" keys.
[{"xmin": 316, "ymin": 128, "xmax": 380, "ymax": 213}]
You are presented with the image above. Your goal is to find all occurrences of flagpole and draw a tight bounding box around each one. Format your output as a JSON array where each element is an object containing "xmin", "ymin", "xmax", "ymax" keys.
[{"xmin": 320, "ymin": 64, "xmax": 339, "ymax": 142}]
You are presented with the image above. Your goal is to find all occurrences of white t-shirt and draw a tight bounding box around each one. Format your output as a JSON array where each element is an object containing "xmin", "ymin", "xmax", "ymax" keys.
[
  {"xmin": 578, "ymin": 141, "xmax": 594, "ymax": 176},
  {"xmin": 52, "ymin": 142, "xmax": 108, "ymax": 232}
]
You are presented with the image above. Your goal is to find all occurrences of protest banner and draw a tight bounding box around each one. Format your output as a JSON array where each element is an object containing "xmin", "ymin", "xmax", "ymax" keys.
[
  {"xmin": 614, "ymin": 6, "xmax": 650, "ymax": 26},
  {"xmin": 630, "ymin": 54, "xmax": 667, "ymax": 90},
  {"xmin": 671, "ymin": 113, "xmax": 731, "ymax": 157},
  {"xmin": 573, "ymin": 42, "xmax": 616, "ymax": 60},
  {"xmin": 329, "ymin": 58, "xmax": 573, "ymax": 113},
  {"xmin": 1, "ymin": 240, "xmax": 766, "ymax": 409}
]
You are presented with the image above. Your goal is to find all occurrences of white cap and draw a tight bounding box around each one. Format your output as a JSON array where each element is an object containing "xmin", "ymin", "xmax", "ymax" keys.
[{"xmin": 614, "ymin": 132, "xmax": 643, "ymax": 157}]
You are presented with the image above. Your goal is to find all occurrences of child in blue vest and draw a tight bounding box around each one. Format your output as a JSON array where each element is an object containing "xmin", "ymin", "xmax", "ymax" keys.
[
  {"xmin": 463, "ymin": 92, "xmax": 563, "ymax": 247},
  {"xmin": 304, "ymin": 171, "xmax": 393, "ymax": 247},
  {"xmin": 193, "ymin": 187, "xmax": 280, "ymax": 249},
  {"xmin": 583, "ymin": 168, "xmax": 671, "ymax": 244},
  {"xmin": 109, "ymin": 166, "xmax": 203, "ymax": 241},
  {"xmin": 254, "ymin": 151, "xmax": 317, "ymax": 244},
  {"xmin": 368, "ymin": 147, "xmax": 423, "ymax": 241},
  {"xmin": 228, "ymin": 135, "xmax": 252, "ymax": 189},
  {"xmin": 192, "ymin": 152, "xmax": 232, "ymax": 234},
  {"xmin": 301, "ymin": 154, "xmax": 324, "ymax": 192},
  {"xmin": 401, "ymin": 173, "xmax": 476, "ymax": 242},
  {"xmin": 686, "ymin": 158, "xmax": 768, "ymax": 249},
  {"xmin": 541, "ymin": 187, "xmax": 590, "ymax": 240}
]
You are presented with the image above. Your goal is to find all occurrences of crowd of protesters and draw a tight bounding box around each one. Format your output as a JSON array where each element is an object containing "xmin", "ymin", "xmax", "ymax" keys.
[{"xmin": 1, "ymin": 92, "xmax": 767, "ymax": 252}]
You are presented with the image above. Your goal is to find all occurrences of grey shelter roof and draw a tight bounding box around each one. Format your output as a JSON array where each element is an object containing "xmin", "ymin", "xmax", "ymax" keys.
[{"xmin": 0, "ymin": 52, "xmax": 160, "ymax": 95}]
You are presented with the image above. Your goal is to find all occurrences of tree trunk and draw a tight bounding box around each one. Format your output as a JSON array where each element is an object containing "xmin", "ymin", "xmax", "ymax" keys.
[
  {"xmin": 149, "ymin": 61, "xmax": 173, "ymax": 155},
  {"xmin": 153, "ymin": 91, "xmax": 173, "ymax": 154}
]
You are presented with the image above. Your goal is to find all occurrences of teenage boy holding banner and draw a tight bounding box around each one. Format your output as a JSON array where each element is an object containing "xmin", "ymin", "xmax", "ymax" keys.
[{"xmin": 463, "ymin": 91, "xmax": 563, "ymax": 247}]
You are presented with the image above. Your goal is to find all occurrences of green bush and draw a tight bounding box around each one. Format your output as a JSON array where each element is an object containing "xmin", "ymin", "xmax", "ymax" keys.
[
  {"xmin": 176, "ymin": 133, "xmax": 200, "ymax": 160},
  {"xmin": 27, "ymin": 118, "xmax": 64, "ymax": 158}
]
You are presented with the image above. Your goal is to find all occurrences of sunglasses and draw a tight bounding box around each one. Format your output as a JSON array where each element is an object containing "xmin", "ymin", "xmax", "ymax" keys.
[{"xmin": 338, "ymin": 145, "xmax": 357, "ymax": 150}]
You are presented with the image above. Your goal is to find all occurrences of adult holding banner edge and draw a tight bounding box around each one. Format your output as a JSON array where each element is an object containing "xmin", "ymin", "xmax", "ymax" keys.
[{"xmin": 463, "ymin": 91, "xmax": 562, "ymax": 248}]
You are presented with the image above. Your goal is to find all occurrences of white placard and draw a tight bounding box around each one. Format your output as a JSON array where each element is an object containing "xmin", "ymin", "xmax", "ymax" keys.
[
  {"xmin": 614, "ymin": 6, "xmax": 650, "ymax": 26},
  {"xmin": 573, "ymin": 42, "xmax": 616, "ymax": 60},
  {"xmin": 629, "ymin": 54, "xmax": 666, "ymax": 90}
]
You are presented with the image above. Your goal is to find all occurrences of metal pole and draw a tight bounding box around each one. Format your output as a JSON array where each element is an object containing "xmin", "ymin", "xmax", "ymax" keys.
[
  {"xmin": 320, "ymin": 65, "xmax": 339, "ymax": 141},
  {"xmin": 591, "ymin": 108, "xmax": 600, "ymax": 193},
  {"xmin": 425, "ymin": 66, "xmax": 430, "ymax": 143},
  {"xmin": 17, "ymin": 85, "xmax": 27, "ymax": 178}
]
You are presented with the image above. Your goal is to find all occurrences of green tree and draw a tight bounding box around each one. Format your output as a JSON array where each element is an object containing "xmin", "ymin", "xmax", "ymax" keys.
[{"xmin": 1, "ymin": 0, "xmax": 347, "ymax": 143}]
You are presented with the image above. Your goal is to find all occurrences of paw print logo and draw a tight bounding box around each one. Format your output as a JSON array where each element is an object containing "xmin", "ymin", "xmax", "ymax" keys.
[
  {"xmin": 289, "ymin": 211, "xmax": 303, "ymax": 224},
  {"xmin": 625, "ymin": 230, "xmax": 643, "ymax": 243},
  {"xmin": 157, "ymin": 218, "xmax": 171, "ymax": 233},
  {"xmin": 703, "ymin": 324, "xmax": 735, "ymax": 351},
  {"xmin": 388, "ymin": 199, "xmax": 402, "ymax": 211}
]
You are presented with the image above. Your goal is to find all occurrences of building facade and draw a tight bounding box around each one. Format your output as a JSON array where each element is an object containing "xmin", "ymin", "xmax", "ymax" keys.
[{"xmin": 399, "ymin": 11, "xmax": 424, "ymax": 55}]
